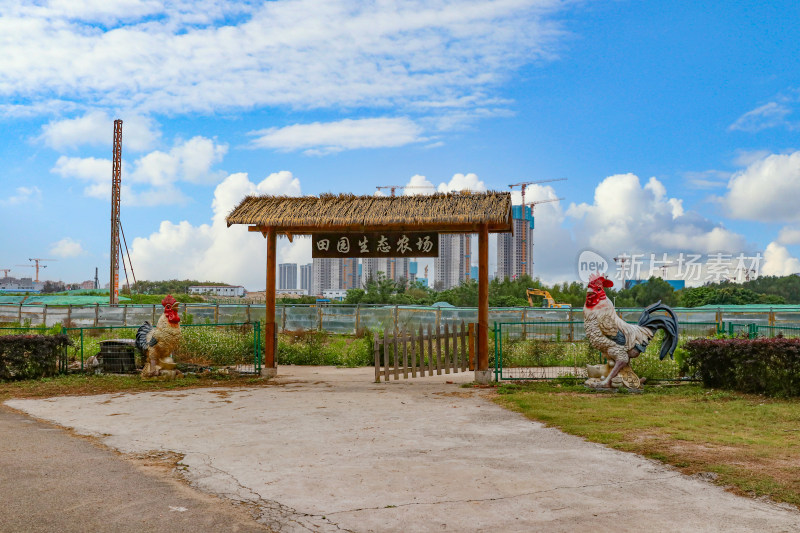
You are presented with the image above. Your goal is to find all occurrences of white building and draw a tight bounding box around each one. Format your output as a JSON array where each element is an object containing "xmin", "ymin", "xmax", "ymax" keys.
[
  {"xmin": 362, "ymin": 257, "xmax": 409, "ymax": 285},
  {"xmin": 279, "ymin": 263, "xmax": 298, "ymax": 289},
  {"xmin": 187, "ymin": 285, "xmax": 246, "ymax": 297},
  {"xmin": 321, "ymin": 289, "xmax": 348, "ymax": 301},
  {"xmin": 434, "ymin": 234, "xmax": 468, "ymax": 290},
  {"xmin": 497, "ymin": 205, "xmax": 534, "ymax": 280},
  {"xmin": 300, "ymin": 263, "xmax": 312, "ymax": 294}
]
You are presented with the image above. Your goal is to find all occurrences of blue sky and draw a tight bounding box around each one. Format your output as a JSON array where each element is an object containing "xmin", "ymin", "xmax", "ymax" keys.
[{"xmin": 1, "ymin": 0, "xmax": 799, "ymax": 290}]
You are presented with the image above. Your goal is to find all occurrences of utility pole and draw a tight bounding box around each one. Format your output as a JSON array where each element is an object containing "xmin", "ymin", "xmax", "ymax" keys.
[
  {"xmin": 110, "ymin": 119, "xmax": 123, "ymax": 305},
  {"xmin": 94, "ymin": 267, "xmax": 99, "ymax": 290},
  {"xmin": 508, "ymin": 178, "xmax": 567, "ymax": 277}
]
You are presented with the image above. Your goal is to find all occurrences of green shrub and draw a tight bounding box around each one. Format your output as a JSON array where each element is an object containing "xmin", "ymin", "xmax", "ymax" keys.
[
  {"xmin": 684, "ymin": 337, "xmax": 800, "ymax": 397},
  {"xmin": 0, "ymin": 334, "xmax": 72, "ymax": 380},
  {"xmin": 277, "ymin": 330, "xmax": 373, "ymax": 367},
  {"xmin": 177, "ymin": 325, "xmax": 254, "ymax": 366}
]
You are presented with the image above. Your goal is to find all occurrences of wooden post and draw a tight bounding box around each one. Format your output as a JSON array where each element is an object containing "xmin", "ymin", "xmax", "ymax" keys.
[
  {"xmin": 419, "ymin": 324, "xmax": 425, "ymax": 377},
  {"xmin": 410, "ymin": 328, "xmax": 417, "ymax": 378},
  {"xmin": 42, "ymin": 304, "xmax": 47, "ymax": 327},
  {"xmin": 122, "ymin": 305, "xmax": 127, "ymax": 326},
  {"xmin": 444, "ymin": 323, "xmax": 451, "ymax": 374},
  {"xmin": 214, "ymin": 303, "xmax": 219, "ymax": 323},
  {"xmin": 477, "ymin": 223, "xmax": 489, "ymax": 376},
  {"xmin": 383, "ymin": 328, "xmax": 390, "ymax": 382},
  {"xmin": 355, "ymin": 303, "xmax": 361, "ymax": 334},
  {"xmin": 468, "ymin": 322, "xmax": 475, "ymax": 371},
  {"xmin": 393, "ymin": 326, "xmax": 399, "ymax": 380},
  {"xmin": 18, "ymin": 303, "xmax": 22, "ymax": 325},
  {"xmin": 460, "ymin": 321, "xmax": 466, "ymax": 371},
  {"xmin": 403, "ymin": 328, "xmax": 409, "ymax": 379},
  {"xmin": 264, "ymin": 227, "xmax": 277, "ymax": 373},
  {"xmin": 373, "ymin": 331, "xmax": 380, "ymax": 382},
  {"xmin": 95, "ymin": 303, "xmax": 99, "ymax": 327},
  {"xmin": 427, "ymin": 324, "xmax": 434, "ymax": 376},
  {"xmin": 67, "ymin": 305, "xmax": 72, "ymax": 327},
  {"xmin": 246, "ymin": 303, "xmax": 251, "ymax": 323}
]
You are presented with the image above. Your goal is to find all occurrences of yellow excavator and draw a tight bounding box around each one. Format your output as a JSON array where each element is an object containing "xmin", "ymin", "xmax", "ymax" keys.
[{"xmin": 526, "ymin": 288, "xmax": 571, "ymax": 309}]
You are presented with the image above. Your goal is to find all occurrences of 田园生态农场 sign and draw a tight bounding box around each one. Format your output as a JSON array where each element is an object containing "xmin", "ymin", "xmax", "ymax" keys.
[{"xmin": 312, "ymin": 232, "xmax": 439, "ymax": 258}]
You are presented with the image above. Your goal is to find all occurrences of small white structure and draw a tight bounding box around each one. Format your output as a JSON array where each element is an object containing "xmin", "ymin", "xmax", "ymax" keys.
[
  {"xmin": 188, "ymin": 285, "xmax": 246, "ymax": 297},
  {"xmin": 276, "ymin": 289, "xmax": 306, "ymax": 298},
  {"xmin": 321, "ymin": 289, "xmax": 348, "ymax": 301}
]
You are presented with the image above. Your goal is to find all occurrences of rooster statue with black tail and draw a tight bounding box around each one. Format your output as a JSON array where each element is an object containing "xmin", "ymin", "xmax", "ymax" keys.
[
  {"xmin": 583, "ymin": 273, "xmax": 678, "ymax": 390},
  {"xmin": 135, "ymin": 294, "xmax": 183, "ymax": 380}
]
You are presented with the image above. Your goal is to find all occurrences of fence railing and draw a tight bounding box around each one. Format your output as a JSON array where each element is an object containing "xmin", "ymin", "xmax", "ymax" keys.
[
  {"xmin": 5, "ymin": 302, "xmax": 800, "ymax": 335},
  {"xmin": 373, "ymin": 322, "xmax": 472, "ymax": 382},
  {"xmin": 62, "ymin": 322, "xmax": 261, "ymax": 375}
]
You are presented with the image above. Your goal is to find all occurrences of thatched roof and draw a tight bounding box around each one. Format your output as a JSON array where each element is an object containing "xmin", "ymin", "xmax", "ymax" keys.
[{"xmin": 226, "ymin": 192, "xmax": 513, "ymax": 233}]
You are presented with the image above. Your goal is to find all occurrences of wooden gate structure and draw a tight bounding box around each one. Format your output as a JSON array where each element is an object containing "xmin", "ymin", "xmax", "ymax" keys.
[
  {"xmin": 373, "ymin": 322, "xmax": 474, "ymax": 381},
  {"xmin": 226, "ymin": 192, "xmax": 513, "ymax": 383}
]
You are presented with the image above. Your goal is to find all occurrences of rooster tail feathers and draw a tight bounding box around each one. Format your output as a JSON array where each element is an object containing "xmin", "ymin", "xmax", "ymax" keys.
[
  {"xmin": 638, "ymin": 301, "xmax": 679, "ymax": 360},
  {"xmin": 135, "ymin": 321, "xmax": 154, "ymax": 352}
]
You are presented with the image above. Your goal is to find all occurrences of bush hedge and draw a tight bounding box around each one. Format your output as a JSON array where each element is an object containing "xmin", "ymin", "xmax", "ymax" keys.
[
  {"xmin": 0, "ymin": 334, "xmax": 72, "ymax": 380},
  {"xmin": 684, "ymin": 337, "xmax": 800, "ymax": 397}
]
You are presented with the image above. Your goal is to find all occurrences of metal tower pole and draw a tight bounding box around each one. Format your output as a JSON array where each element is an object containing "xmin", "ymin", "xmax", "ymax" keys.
[{"xmin": 110, "ymin": 119, "xmax": 122, "ymax": 305}]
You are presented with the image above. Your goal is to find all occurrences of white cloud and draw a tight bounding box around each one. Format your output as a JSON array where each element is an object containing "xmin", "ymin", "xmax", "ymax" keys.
[
  {"xmin": 129, "ymin": 171, "xmax": 304, "ymax": 289},
  {"xmin": 51, "ymin": 136, "xmax": 227, "ymax": 204},
  {"xmin": 722, "ymin": 150, "xmax": 800, "ymax": 222},
  {"xmin": 682, "ymin": 169, "xmax": 731, "ymax": 190},
  {"xmin": 0, "ymin": 186, "xmax": 41, "ymax": 206},
  {"xmin": 762, "ymin": 242, "xmax": 800, "ymax": 276},
  {"xmin": 249, "ymin": 118, "xmax": 424, "ymax": 154},
  {"xmin": 39, "ymin": 111, "xmax": 161, "ymax": 152},
  {"xmin": 548, "ymin": 173, "xmax": 749, "ymax": 285},
  {"xmin": 437, "ymin": 173, "xmax": 487, "ymax": 193},
  {"xmin": 50, "ymin": 237, "xmax": 85, "ymax": 258},
  {"xmin": 777, "ymin": 227, "xmax": 800, "ymax": 246},
  {"xmin": 0, "ymin": 1, "xmax": 566, "ymax": 116},
  {"xmin": 729, "ymin": 102, "xmax": 794, "ymax": 132}
]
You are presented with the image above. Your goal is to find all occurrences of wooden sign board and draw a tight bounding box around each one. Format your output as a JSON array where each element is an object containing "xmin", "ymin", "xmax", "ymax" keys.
[{"xmin": 312, "ymin": 232, "xmax": 439, "ymax": 258}]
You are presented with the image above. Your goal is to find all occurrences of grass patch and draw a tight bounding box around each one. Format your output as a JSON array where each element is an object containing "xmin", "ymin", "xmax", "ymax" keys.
[
  {"xmin": 0, "ymin": 373, "xmax": 275, "ymax": 403},
  {"xmin": 494, "ymin": 382, "xmax": 800, "ymax": 507}
]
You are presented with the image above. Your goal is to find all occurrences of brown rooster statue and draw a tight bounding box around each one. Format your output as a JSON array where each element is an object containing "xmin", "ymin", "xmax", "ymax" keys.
[
  {"xmin": 135, "ymin": 294, "xmax": 183, "ymax": 380},
  {"xmin": 583, "ymin": 273, "xmax": 678, "ymax": 390}
]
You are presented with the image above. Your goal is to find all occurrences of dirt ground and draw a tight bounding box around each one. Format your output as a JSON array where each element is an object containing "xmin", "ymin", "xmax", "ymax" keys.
[{"xmin": 7, "ymin": 366, "xmax": 800, "ymax": 532}]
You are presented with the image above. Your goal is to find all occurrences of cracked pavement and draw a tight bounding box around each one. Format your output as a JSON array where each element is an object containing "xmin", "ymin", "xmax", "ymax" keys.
[{"xmin": 7, "ymin": 366, "xmax": 800, "ymax": 532}]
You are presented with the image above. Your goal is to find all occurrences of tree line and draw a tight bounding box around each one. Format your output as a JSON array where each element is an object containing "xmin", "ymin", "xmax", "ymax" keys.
[{"xmin": 342, "ymin": 273, "xmax": 800, "ymax": 308}]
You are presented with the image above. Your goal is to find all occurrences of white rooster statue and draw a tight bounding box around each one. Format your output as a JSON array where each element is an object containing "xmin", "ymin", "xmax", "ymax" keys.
[
  {"xmin": 583, "ymin": 273, "xmax": 678, "ymax": 389},
  {"xmin": 135, "ymin": 294, "xmax": 183, "ymax": 380}
]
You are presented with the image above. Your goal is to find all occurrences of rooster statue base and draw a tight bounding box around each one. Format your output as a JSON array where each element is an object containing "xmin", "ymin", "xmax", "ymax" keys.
[
  {"xmin": 583, "ymin": 273, "xmax": 678, "ymax": 392},
  {"xmin": 135, "ymin": 295, "xmax": 184, "ymax": 381}
]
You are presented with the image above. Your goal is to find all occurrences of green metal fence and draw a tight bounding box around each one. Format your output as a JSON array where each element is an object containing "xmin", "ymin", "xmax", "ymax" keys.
[
  {"xmin": 492, "ymin": 320, "xmax": 721, "ymax": 382},
  {"xmin": 62, "ymin": 322, "xmax": 261, "ymax": 375}
]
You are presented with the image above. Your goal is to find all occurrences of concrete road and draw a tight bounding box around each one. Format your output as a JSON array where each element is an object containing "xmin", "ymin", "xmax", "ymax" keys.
[
  {"xmin": 7, "ymin": 366, "xmax": 800, "ymax": 532},
  {"xmin": 0, "ymin": 406, "xmax": 268, "ymax": 533}
]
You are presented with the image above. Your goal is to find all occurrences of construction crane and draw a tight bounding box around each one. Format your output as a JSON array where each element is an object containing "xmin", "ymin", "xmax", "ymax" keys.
[
  {"xmin": 110, "ymin": 119, "xmax": 122, "ymax": 305},
  {"xmin": 0, "ymin": 269, "xmax": 10, "ymax": 278},
  {"xmin": 17, "ymin": 259, "xmax": 57, "ymax": 282},
  {"xmin": 508, "ymin": 178, "xmax": 567, "ymax": 277}
]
